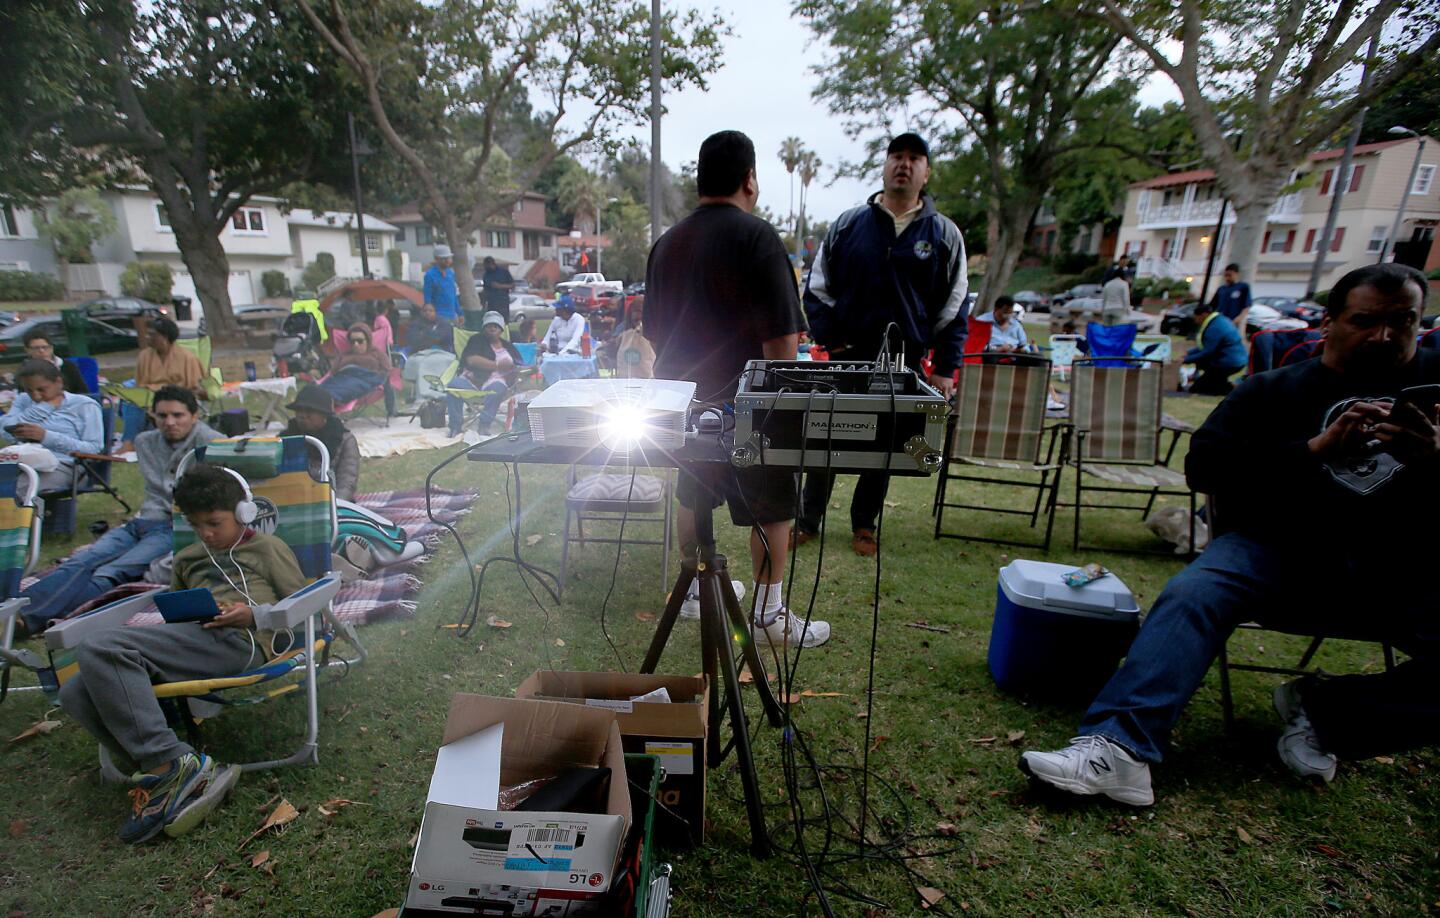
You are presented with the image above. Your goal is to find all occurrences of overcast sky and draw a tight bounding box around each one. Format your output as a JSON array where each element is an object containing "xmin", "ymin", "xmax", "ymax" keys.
[{"xmin": 610, "ymin": 2, "xmax": 1182, "ymax": 226}]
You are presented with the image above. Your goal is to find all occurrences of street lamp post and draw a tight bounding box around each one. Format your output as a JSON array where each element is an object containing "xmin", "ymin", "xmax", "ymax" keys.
[
  {"xmin": 347, "ymin": 112, "xmax": 376, "ymax": 278},
  {"xmin": 1379, "ymin": 126, "xmax": 1425, "ymax": 265},
  {"xmin": 596, "ymin": 196, "xmax": 619, "ymax": 275}
]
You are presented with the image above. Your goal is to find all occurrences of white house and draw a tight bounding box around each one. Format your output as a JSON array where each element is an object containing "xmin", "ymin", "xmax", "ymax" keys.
[
  {"xmin": 284, "ymin": 209, "xmax": 403, "ymax": 291},
  {"xmin": 1115, "ymin": 136, "xmax": 1440, "ymax": 297},
  {"xmin": 388, "ymin": 193, "xmax": 563, "ymax": 284}
]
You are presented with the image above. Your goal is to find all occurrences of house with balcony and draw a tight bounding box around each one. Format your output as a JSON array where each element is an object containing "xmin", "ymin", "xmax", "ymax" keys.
[
  {"xmin": 387, "ymin": 192, "xmax": 563, "ymax": 286},
  {"xmin": 1116, "ymin": 136, "xmax": 1439, "ymax": 297}
]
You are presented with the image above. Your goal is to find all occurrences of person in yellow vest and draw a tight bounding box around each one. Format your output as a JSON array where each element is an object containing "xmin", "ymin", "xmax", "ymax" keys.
[{"xmin": 289, "ymin": 292, "xmax": 328, "ymax": 343}]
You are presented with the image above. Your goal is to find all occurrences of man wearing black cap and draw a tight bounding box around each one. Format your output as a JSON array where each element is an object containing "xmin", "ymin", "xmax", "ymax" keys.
[{"xmin": 796, "ymin": 131, "xmax": 969, "ymax": 557}]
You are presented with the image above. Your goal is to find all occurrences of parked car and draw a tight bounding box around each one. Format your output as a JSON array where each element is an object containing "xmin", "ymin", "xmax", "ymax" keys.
[
  {"xmin": 1012, "ymin": 290, "xmax": 1051, "ymax": 312},
  {"xmin": 76, "ymin": 295, "xmax": 170, "ymax": 322},
  {"xmin": 1245, "ymin": 301, "xmax": 1309, "ymax": 336},
  {"xmin": 564, "ymin": 284, "xmax": 609, "ymax": 312},
  {"xmin": 1052, "ymin": 284, "xmax": 1103, "ymax": 309},
  {"xmin": 509, "ymin": 293, "xmax": 554, "ymax": 322},
  {"xmin": 1251, "ymin": 296, "xmax": 1323, "ymax": 327},
  {"xmin": 1160, "ymin": 301, "xmax": 1200, "ymax": 337},
  {"xmin": 557, "ymin": 272, "xmax": 623, "ymax": 294},
  {"xmin": 0, "ymin": 315, "xmax": 140, "ymax": 361}
]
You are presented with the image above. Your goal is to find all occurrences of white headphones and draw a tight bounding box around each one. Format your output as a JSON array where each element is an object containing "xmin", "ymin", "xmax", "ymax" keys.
[{"xmin": 219, "ymin": 467, "xmax": 258, "ymax": 525}]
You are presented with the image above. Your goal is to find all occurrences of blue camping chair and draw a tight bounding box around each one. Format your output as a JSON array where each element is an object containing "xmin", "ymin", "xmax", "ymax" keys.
[
  {"xmin": 1085, "ymin": 322, "xmax": 1139, "ymax": 360},
  {"xmin": 39, "ymin": 393, "xmax": 132, "ymax": 535},
  {"xmin": 71, "ymin": 356, "xmax": 100, "ymax": 394},
  {"xmin": 36, "ymin": 435, "xmax": 361, "ymax": 777}
]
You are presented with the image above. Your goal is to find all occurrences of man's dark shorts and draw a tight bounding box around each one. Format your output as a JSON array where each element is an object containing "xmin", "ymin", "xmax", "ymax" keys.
[{"xmin": 677, "ymin": 465, "xmax": 798, "ymax": 527}]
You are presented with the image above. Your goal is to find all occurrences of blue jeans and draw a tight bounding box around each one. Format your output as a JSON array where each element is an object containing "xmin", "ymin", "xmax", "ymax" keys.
[
  {"xmin": 20, "ymin": 517, "xmax": 172, "ymax": 633},
  {"xmin": 119, "ymin": 400, "xmax": 150, "ymax": 444},
  {"xmin": 1078, "ymin": 532, "xmax": 1438, "ymax": 763},
  {"xmin": 446, "ymin": 377, "xmax": 508, "ymax": 436}
]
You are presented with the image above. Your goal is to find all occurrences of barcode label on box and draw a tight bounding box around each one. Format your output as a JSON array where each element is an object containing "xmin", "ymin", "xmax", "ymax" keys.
[
  {"xmin": 526, "ymin": 828, "xmax": 573, "ymax": 845},
  {"xmin": 644, "ymin": 741, "xmax": 695, "ymax": 776}
]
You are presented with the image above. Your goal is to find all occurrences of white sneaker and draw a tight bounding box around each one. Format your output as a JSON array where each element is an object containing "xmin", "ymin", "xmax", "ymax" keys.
[
  {"xmin": 1274, "ymin": 681, "xmax": 1337, "ymax": 782},
  {"xmin": 1019, "ymin": 735, "xmax": 1154, "ymax": 806},
  {"xmin": 1047, "ymin": 397, "xmax": 1067, "ymax": 411},
  {"xmin": 678, "ymin": 580, "xmax": 744, "ymax": 620},
  {"xmin": 754, "ymin": 610, "xmax": 831, "ymax": 649}
]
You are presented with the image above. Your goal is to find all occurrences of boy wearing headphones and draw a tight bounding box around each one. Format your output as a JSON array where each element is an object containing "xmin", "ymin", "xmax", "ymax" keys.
[{"xmin": 58, "ymin": 465, "xmax": 307, "ymax": 844}]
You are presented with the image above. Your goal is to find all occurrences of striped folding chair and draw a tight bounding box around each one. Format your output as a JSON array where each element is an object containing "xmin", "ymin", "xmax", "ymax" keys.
[
  {"xmin": 1061, "ymin": 357, "xmax": 1195, "ymax": 553},
  {"xmin": 932, "ymin": 354, "xmax": 1063, "ymax": 550},
  {"xmin": 0, "ymin": 463, "xmax": 43, "ymax": 700},
  {"xmin": 39, "ymin": 435, "xmax": 361, "ymax": 777}
]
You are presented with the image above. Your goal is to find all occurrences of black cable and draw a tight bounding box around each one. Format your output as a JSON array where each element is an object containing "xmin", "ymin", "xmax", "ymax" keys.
[{"xmin": 594, "ymin": 466, "xmax": 637, "ymax": 672}]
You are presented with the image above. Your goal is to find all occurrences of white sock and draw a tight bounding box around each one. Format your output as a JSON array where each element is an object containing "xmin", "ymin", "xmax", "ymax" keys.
[
  {"xmin": 752, "ymin": 580, "xmax": 784, "ymax": 626},
  {"xmin": 685, "ymin": 579, "xmax": 700, "ymax": 600}
]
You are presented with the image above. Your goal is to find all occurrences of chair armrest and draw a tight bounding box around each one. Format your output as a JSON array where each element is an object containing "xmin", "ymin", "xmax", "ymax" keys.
[
  {"xmin": 44, "ymin": 591, "xmax": 160, "ymax": 651},
  {"xmin": 0, "ymin": 596, "xmax": 30, "ymax": 624},
  {"xmin": 253, "ymin": 575, "xmax": 342, "ymax": 632}
]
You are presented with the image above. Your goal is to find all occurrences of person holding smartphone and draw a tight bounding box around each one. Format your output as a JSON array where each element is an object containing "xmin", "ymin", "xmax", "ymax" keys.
[{"xmin": 1021, "ymin": 263, "xmax": 1439, "ymax": 806}]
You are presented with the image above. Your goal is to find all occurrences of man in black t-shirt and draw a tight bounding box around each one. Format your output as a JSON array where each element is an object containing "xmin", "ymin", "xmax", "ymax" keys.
[
  {"xmin": 481, "ymin": 257, "xmax": 515, "ymax": 321},
  {"xmin": 1021, "ymin": 264, "xmax": 1439, "ymax": 806},
  {"xmin": 645, "ymin": 130, "xmax": 829, "ymax": 650}
]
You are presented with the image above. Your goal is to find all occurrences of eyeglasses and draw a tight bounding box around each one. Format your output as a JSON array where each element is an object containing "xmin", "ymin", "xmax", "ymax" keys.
[{"xmin": 348, "ymin": 336, "xmax": 367, "ymax": 343}]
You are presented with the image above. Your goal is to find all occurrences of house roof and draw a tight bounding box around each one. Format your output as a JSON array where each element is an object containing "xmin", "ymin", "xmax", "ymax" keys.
[
  {"xmin": 285, "ymin": 208, "xmax": 397, "ymax": 233},
  {"xmin": 1129, "ymin": 137, "xmax": 1430, "ymax": 189},
  {"xmin": 385, "ymin": 193, "xmax": 554, "ymax": 230}
]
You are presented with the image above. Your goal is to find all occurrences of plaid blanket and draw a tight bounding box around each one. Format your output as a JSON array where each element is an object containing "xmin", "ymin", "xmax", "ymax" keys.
[{"xmin": 28, "ymin": 487, "xmax": 478, "ymax": 629}]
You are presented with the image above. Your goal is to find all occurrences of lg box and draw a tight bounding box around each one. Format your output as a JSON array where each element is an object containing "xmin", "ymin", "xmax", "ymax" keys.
[
  {"xmin": 405, "ymin": 695, "xmax": 631, "ymax": 916},
  {"xmin": 517, "ymin": 671, "xmax": 709, "ymax": 847},
  {"xmin": 988, "ymin": 560, "xmax": 1140, "ymax": 700}
]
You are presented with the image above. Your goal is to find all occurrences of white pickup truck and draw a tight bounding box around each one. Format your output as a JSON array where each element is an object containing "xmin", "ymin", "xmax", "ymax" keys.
[{"xmin": 556, "ymin": 272, "xmax": 623, "ymax": 294}]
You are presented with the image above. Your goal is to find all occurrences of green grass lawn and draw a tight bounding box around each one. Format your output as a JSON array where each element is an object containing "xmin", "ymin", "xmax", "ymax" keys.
[{"xmin": 1, "ymin": 392, "xmax": 1436, "ymax": 917}]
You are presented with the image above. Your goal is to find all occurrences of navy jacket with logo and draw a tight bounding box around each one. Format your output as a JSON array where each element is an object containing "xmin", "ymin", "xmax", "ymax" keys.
[{"xmin": 804, "ymin": 192, "xmax": 969, "ymax": 373}]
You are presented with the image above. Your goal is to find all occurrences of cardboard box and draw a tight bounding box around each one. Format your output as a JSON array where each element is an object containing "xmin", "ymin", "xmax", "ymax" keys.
[
  {"xmin": 517, "ymin": 671, "xmax": 709, "ymax": 847},
  {"xmin": 405, "ymin": 695, "xmax": 632, "ymax": 916}
]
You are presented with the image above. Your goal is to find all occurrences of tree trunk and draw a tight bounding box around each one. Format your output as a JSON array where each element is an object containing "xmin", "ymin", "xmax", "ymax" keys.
[
  {"xmin": 180, "ymin": 229, "xmax": 242, "ymax": 342},
  {"xmin": 975, "ymin": 197, "xmax": 1039, "ymax": 315},
  {"xmin": 1225, "ymin": 179, "xmax": 1285, "ymax": 285},
  {"xmin": 444, "ymin": 214, "xmax": 481, "ymax": 317}
]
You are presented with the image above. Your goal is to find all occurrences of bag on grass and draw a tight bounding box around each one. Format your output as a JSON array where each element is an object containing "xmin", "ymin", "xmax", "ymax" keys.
[{"xmin": 417, "ymin": 399, "xmax": 447, "ymax": 429}]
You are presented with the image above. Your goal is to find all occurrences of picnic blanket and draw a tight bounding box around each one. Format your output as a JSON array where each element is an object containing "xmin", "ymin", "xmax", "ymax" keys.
[{"xmin": 26, "ymin": 486, "xmax": 478, "ymax": 629}]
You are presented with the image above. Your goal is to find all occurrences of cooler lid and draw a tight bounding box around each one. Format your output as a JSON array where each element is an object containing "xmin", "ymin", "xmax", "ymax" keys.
[{"xmin": 999, "ymin": 559, "xmax": 1140, "ymax": 618}]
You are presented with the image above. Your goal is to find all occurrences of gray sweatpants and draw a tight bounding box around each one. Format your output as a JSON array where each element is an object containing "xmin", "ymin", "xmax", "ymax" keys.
[{"xmin": 58, "ymin": 623, "xmax": 257, "ymax": 772}]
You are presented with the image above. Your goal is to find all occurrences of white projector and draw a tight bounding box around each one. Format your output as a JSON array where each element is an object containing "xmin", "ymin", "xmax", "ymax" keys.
[{"xmin": 527, "ymin": 377, "xmax": 696, "ymax": 450}]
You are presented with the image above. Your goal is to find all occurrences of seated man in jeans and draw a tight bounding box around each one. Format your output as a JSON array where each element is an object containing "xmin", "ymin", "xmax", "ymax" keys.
[
  {"xmin": 1020, "ymin": 263, "xmax": 1439, "ymax": 805},
  {"xmin": 15, "ymin": 385, "xmax": 218, "ymax": 636}
]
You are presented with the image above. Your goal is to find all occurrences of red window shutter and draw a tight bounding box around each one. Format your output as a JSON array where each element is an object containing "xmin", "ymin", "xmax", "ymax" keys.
[
  {"xmin": 1349, "ymin": 164, "xmax": 1365, "ymax": 193},
  {"xmin": 1304, "ymin": 229, "xmax": 1316, "ymax": 253},
  {"xmin": 1139, "ymin": 241, "xmax": 1146, "ymax": 255},
  {"xmin": 1320, "ymin": 169, "xmax": 1333, "ymax": 195},
  {"xmin": 1331, "ymin": 227, "xmax": 1345, "ymax": 252},
  {"xmin": 1162, "ymin": 238, "xmax": 1171, "ymax": 258},
  {"xmin": 1262, "ymin": 230, "xmax": 1272, "ymax": 252},
  {"xmin": 1283, "ymin": 230, "xmax": 1295, "ymax": 253}
]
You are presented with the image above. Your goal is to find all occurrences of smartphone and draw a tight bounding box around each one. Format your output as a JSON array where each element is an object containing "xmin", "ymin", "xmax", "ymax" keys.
[
  {"xmin": 1393, "ymin": 384, "xmax": 1440, "ymax": 419},
  {"xmin": 4, "ymin": 425, "xmax": 22, "ymax": 435}
]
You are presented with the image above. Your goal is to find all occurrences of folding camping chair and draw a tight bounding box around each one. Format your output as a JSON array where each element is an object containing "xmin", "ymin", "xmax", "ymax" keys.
[
  {"xmin": 0, "ymin": 463, "xmax": 44, "ymax": 700},
  {"xmin": 39, "ymin": 393, "xmax": 132, "ymax": 534},
  {"xmin": 1132, "ymin": 334, "xmax": 1171, "ymax": 363},
  {"xmin": 426, "ymin": 327, "xmax": 521, "ymax": 435},
  {"xmin": 37, "ymin": 435, "xmax": 361, "ymax": 776},
  {"xmin": 1248, "ymin": 328, "xmax": 1324, "ymax": 375},
  {"xmin": 1046, "ymin": 335, "xmax": 1082, "ymax": 381},
  {"xmin": 1060, "ymin": 357, "xmax": 1195, "ymax": 553},
  {"xmin": 559, "ymin": 466, "xmax": 674, "ymax": 601},
  {"xmin": 932, "ymin": 354, "xmax": 1064, "ymax": 550},
  {"xmin": 1202, "ymin": 495, "xmax": 1399, "ymax": 731}
]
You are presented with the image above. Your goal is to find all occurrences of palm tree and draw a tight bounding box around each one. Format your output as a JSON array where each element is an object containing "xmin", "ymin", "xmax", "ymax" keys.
[
  {"xmin": 796, "ymin": 151, "xmax": 822, "ymax": 259},
  {"xmin": 778, "ymin": 137, "xmax": 804, "ymax": 247},
  {"xmin": 557, "ymin": 168, "xmax": 604, "ymax": 233}
]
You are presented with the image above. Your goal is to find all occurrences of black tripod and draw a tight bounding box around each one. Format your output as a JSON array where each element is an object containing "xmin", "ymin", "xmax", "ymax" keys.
[{"xmin": 640, "ymin": 501, "xmax": 783, "ymax": 858}]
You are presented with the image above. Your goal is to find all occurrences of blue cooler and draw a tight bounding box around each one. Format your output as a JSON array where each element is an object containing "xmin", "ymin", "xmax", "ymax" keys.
[{"xmin": 988, "ymin": 560, "xmax": 1140, "ymax": 701}]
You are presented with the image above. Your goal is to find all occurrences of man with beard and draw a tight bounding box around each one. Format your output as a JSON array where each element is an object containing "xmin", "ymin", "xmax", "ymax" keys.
[{"xmin": 1020, "ymin": 263, "xmax": 1439, "ymax": 805}]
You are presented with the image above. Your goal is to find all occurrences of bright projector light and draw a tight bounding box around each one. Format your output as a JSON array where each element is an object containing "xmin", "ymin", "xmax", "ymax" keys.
[
  {"xmin": 527, "ymin": 378, "xmax": 696, "ymax": 450},
  {"xmin": 601, "ymin": 401, "xmax": 649, "ymax": 447}
]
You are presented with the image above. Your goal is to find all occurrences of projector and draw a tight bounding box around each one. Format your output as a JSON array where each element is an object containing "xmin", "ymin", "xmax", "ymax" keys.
[{"xmin": 527, "ymin": 377, "xmax": 696, "ymax": 451}]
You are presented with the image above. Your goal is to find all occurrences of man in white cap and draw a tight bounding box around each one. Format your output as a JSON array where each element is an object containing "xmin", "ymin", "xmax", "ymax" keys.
[{"xmin": 424, "ymin": 244, "xmax": 461, "ymax": 325}]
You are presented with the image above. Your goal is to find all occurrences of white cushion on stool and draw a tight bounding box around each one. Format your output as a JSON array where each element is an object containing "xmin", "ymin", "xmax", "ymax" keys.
[{"xmin": 567, "ymin": 473, "xmax": 666, "ymax": 512}]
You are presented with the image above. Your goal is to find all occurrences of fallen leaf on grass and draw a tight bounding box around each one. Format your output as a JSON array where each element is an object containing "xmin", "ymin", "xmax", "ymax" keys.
[
  {"xmin": 1006, "ymin": 730, "xmax": 1026, "ymax": 745},
  {"xmin": 871, "ymin": 735, "xmax": 890, "ymax": 752},
  {"xmin": 884, "ymin": 501, "xmax": 899, "ymax": 509},
  {"xmin": 1315, "ymin": 843, "xmax": 1344, "ymax": 858},
  {"xmin": 317, "ymin": 798, "xmax": 367, "ymax": 818},
  {"xmin": 634, "ymin": 612, "xmax": 656, "ymax": 622},
  {"xmin": 439, "ymin": 623, "xmax": 463, "ymax": 630},
  {"xmin": 8, "ymin": 819, "xmax": 25, "ymax": 839},
  {"xmin": 239, "ymin": 799, "xmax": 299, "ymax": 850},
  {"xmin": 799, "ymin": 690, "xmax": 844, "ymax": 698},
  {"xmin": 1373, "ymin": 756, "xmax": 1395, "ymax": 765},
  {"xmin": 485, "ymin": 616, "xmax": 512, "ymax": 629},
  {"xmin": 917, "ymin": 886, "xmax": 946, "ymax": 909},
  {"xmin": 780, "ymin": 692, "xmax": 803, "ymax": 704},
  {"xmin": 554, "ymin": 638, "xmax": 565, "ymax": 647},
  {"xmin": 1236, "ymin": 827, "xmax": 1255, "ymax": 845},
  {"xmin": 9, "ymin": 717, "xmax": 61, "ymax": 743},
  {"xmin": 738, "ymin": 668, "xmax": 773, "ymax": 684},
  {"xmin": 935, "ymin": 822, "xmax": 958, "ymax": 837},
  {"xmin": 250, "ymin": 850, "xmax": 270, "ymax": 868},
  {"xmin": 525, "ymin": 534, "xmax": 543, "ymax": 547},
  {"xmin": 970, "ymin": 736, "xmax": 998, "ymax": 746}
]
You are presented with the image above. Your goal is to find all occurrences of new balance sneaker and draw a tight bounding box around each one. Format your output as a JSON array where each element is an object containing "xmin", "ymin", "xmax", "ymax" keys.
[
  {"xmin": 678, "ymin": 580, "xmax": 745, "ymax": 620},
  {"xmin": 1274, "ymin": 680, "xmax": 1337, "ymax": 783},
  {"xmin": 1018, "ymin": 735, "xmax": 1154, "ymax": 806},
  {"xmin": 755, "ymin": 610, "xmax": 831, "ymax": 649},
  {"xmin": 120, "ymin": 753, "xmax": 229, "ymax": 844}
]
